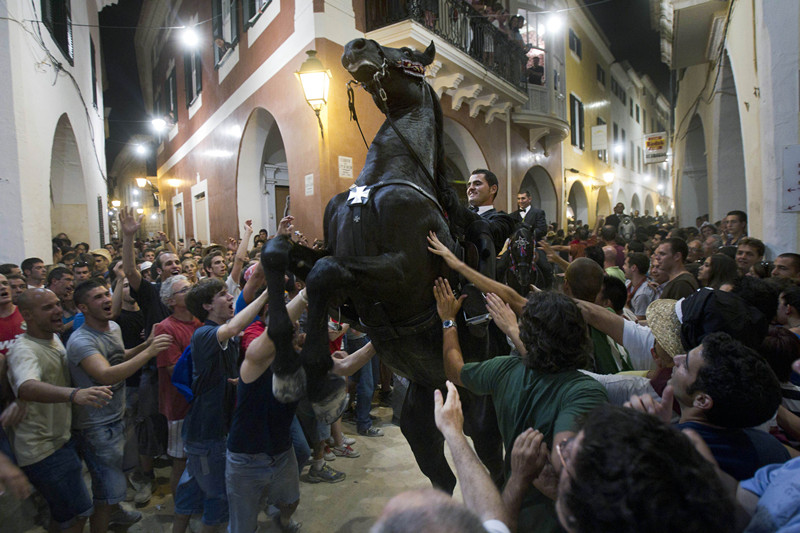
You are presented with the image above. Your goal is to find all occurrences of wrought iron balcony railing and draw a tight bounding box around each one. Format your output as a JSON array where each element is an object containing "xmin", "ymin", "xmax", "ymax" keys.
[{"xmin": 365, "ymin": 0, "xmax": 529, "ymax": 90}]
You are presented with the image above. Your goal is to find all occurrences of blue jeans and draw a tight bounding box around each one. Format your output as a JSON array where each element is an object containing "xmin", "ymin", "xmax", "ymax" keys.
[
  {"xmin": 225, "ymin": 448, "xmax": 299, "ymax": 533},
  {"xmin": 22, "ymin": 438, "xmax": 93, "ymax": 528},
  {"xmin": 175, "ymin": 439, "xmax": 228, "ymax": 526},
  {"xmin": 290, "ymin": 417, "xmax": 310, "ymax": 473},
  {"xmin": 74, "ymin": 419, "xmax": 127, "ymax": 505},
  {"xmin": 345, "ymin": 335, "xmax": 374, "ymax": 432}
]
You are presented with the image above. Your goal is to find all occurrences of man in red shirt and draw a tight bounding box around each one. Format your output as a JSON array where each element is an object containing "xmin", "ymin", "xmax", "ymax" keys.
[
  {"xmin": 0, "ymin": 274, "xmax": 25, "ymax": 359},
  {"xmin": 152, "ymin": 275, "xmax": 201, "ymax": 496}
]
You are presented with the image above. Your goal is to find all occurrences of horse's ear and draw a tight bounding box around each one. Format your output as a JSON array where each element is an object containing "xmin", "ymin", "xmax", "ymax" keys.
[{"xmin": 422, "ymin": 41, "xmax": 435, "ymax": 65}]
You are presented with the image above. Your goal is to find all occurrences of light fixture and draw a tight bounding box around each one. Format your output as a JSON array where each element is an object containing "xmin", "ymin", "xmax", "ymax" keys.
[
  {"xmin": 132, "ymin": 201, "xmax": 139, "ymax": 207},
  {"xmin": 132, "ymin": 189, "xmax": 139, "ymax": 196},
  {"xmin": 151, "ymin": 117, "xmax": 167, "ymax": 133},
  {"xmin": 181, "ymin": 26, "xmax": 199, "ymax": 48},
  {"xmin": 643, "ymin": 174, "xmax": 651, "ymax": 183},
  {"xmin": 168, "ymin": 178, "xmax": 181, "ymax": 188},
  {"xmin": 658, "ymin": 183, "xmax": 665, "ymax": 193},
  {"xmin": 136, "ymin": 177, "xmax": 148, "ymax": 188},
  {"xmin": 111, "ymin": 200, "xmax": 121, "ymax": 207},
  {"xmin": 295, "ymin": 50, "xmax": 331, "ymax": 135},
  {"xmin": 136, "ymin": 208, "xmax": 144, "ymax": 214},
  {"xmin": 150, "ymin": 214, "xmax": 158, "ymax": 220},
  {"xmin": 135, "ymin": 144, "xmax": 147, "ymax": 156},
  {"xmin": 613, "ymin": 144, "xmax": 624, "ymax": 154},
  {"xmin": 602, "ymin": 172, "xmax": 614, "ymax": 185},
  {"xmin": 546, "ymin": 13, "xmax": 564, "ymax": 34}
]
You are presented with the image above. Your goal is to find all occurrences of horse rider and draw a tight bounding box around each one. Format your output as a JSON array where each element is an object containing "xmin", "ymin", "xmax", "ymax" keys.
[
  {"xmin": 510, "ymin": 190, "xmax": 547, "ymax": 240},
  {"xmin": 465, "ymin": 169, "xmax": 515, "ymax": 280}
]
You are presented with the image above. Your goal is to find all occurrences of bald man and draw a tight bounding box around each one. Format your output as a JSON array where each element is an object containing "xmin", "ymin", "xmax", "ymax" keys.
[
  {"xmin": 602, "ymin": 246, "xmax": 626, "ymax": 283},
  {"xmin": 7, "ymin": 289, "xmax": 112, "ymax": 533}
]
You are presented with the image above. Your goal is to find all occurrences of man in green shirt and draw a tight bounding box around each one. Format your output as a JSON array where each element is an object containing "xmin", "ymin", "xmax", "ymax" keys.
[{"xmin": 433, "ymin": 278, "xmax": 608, "ymax": 532}]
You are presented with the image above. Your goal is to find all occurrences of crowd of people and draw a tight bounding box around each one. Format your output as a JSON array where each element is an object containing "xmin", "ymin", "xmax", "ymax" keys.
[{"xmin": 0, "ymin": 178, "xmax": 799, "ymax": 532}]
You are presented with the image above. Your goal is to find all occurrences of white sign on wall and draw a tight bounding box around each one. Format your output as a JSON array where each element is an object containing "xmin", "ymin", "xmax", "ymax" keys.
[
  {"xmin": 591, "ymin": 125, "xmax": 607, "ymax": 150},
  {"xmin": 339, "ymin": 156, "xmax": 353, "ymax": 178},
  {"xmin": 304, "ymin": 174, "xmax": 314, "ymax": 196},
  {"xmin": 782, "ymin": 145, "xmax": 800, "ymax": 212},
  {"xmin": 644, "ymin": 132, "xmax": 668, "ymax": 164}
]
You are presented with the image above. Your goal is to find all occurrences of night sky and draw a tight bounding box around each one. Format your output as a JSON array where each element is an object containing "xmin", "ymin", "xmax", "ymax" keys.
[
  {"xmin": 585, "ymin": 0, "xmax": 670, "ymax": 96},
  {"xmin": 99, "ymin": 0, "xmax": 145, "ymax": 172}
]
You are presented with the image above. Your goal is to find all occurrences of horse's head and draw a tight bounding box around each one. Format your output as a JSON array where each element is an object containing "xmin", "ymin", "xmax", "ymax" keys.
[
  {"xmin": 342, "ymin": 39, "xmax": 435, "ymax": 110},
  {"xmin": 508, "ymin": 225, "xmax": 536, "ymax": 294}
]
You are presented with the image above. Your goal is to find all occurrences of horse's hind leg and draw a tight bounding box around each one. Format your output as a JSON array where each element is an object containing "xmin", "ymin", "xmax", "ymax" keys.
[{"xmin": 400, "ymin": 381, "xmax": 456, "ymax": 494}]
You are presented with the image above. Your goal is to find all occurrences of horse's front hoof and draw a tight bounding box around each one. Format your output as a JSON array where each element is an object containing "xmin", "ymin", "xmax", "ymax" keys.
[
  {"xmin": 273, "ymin": 367, "xmax": 307, "ymax": 403},
  {"xmin": 311, "ymin": 373, "xmax": 349, "ymax": 424},
  {"xmin": 261, "ymin": 235, "xmax": 292, "ymax": 272}
]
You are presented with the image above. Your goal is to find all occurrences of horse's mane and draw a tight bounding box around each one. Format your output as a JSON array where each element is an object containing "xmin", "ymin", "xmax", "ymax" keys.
[{"xmin": 427, "ymin": 82, "xmax": 465, "ymax": 224}]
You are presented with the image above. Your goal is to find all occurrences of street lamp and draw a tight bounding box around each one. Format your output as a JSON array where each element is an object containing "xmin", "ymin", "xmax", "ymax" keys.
[
  {"xmin": 136, "ymin": 177, "xmax": 148, "ymax": 188},
  {"xmin": 602, "ymin": 172, "xmax": 614, "ymax": 185},
  {"xmin": 168, "ymin": 178, "xmax": 181, "ymax": 188},
  {"xmin": 111, "ymin": 200, "xmax": 121, "ymax": 207},
  {"xmin": 295, "ymin": 50, "xmax": 331, "ymax": 136}
]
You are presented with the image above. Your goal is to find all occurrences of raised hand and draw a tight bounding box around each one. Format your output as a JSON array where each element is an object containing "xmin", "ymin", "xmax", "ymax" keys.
[
  {"xmin": 485, "ymin": 293, "xmax": 519, "ymax": 338},
  {"xmin": 433, "ymin": 277, "xmax": 465, "ymax": 322},
  {"xmin": 226, "ymin": 237, "xmax": 238, "ymax": 252},
  {"xmin": 433, "ymin": 381, "xmax": 464, "ymax": 439},
  {"xmin": 119, "ymin": 207, "xmax": 143, "ymax": 236},
  {"xmin": 243, "ymin": 219, "xmax": 253, "ymax": 233},
  {"xmin": 510, "ymin": 428, "xmax": 549, "ymax": 484},
  {"xmin": 147, "ymin": 334, "xmax": 174, "ymax": 357},
  {"xmin": 624, "ymin": 384, "xmax": 674, "ymax": 424},
  {"xmin": 427, "ymin": 231, "xmax": 461, "ymax": 270},
  {"xmin": 277, "ymin": 216, "xmax": 294, "ymax": 237}
]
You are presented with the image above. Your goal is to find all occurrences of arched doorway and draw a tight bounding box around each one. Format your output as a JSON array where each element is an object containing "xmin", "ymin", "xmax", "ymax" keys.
[
  {"xmin": 519, "ymin": 166, "xmax": 558, "ymax": 223},
  {"xmin": 631, "ymin": 193, "xmax": 641, "ymax": 215},
  {"xmin": 615, "ymin": 189, "xmax": 627, "ymax": 210},
  {"xmin": 567, "ymin": 181, "xmax": 589, "ymax": 225},
  {"xmin": 50, "ymin": 114, "xmax": 90, "ymax": 244},
  {"xmin": 443, "ymin": 118, "xmax": 488, "ymax": 203},
  {"xmin": 713, "ymin": 51, "xmax": 746, "ymax": 217},
  {"xmin": 645, "ymin": 194, "xmax": 656, "ymax": 217},
  {"xmin": 596, "ymin": 187, "xmax": 611, "ymax": 219},
  {"xmin": 679, "ymin": 114, "xmax": 709, "ymax": 225},
  {"xmin": 236, "ymin": 108, "xmax": 289, "ymax": 236}
]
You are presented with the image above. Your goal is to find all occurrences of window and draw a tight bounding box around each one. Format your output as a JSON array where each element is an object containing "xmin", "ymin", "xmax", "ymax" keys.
[
  {"xmin": 629, "ymin": 141, "xmax": 634, "ymax": 169},
  {"xmin": 570, "ymin": 95, "xmax": 585, "ymax": 149},
  {"xmin": 212, "ymin": 0, "xmax": 240, "ymax": 66},
  {"xmin": 613, "ymin": 122, "xmax": 619, "ymax": 164},
  {"xmin": 184, "ymin": 47, "xmax": 202, "ymax": 106},
  {"xmin": 621, "ymin": 129, "xmax": 627, "ymax": 167},
  {"xmin": 642, "ymin": 109, "xmax": 647, "ymax": 133},
  {"xmin": 165, "ymin": 68, "xmax": 178, "ymax": 122},
  {"xmin": 638, "ymin": 146, "xmax": 642, "ymax": 173},
  {"xmin": 610, "ymin": 77, "xmax": 626, "ymax": 104},
  {"xmin": 41, "ymin": 0, "xmax": 73, "ymax": 65},
  {"xmin": 596, "ymin": 64, "xmax": 605, "ymax": 86},
  {"xmin": 90, "ymin": 37, "xmax": 97, "ymax": 109},
  {"xmin": 629, "ymin": 98, "xmax": 633, "ymax": 117},
  {"xmin": 568, "ymin": 29, "xmax": 582, "ymax": 59},
  {"xmin": 243, "ymin": 0, "xmax": 272, "ymax": 29},
  {"xmin": 635, "ymin": 104, "xmax": 640, "ymax": 123},
  {"xmin": 596, "ymin": 117, "xmax": 607, "ymax": 163}
]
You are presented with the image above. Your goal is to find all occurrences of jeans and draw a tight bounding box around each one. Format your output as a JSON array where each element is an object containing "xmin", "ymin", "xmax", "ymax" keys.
[
  {"xmin": 225, "ymin": 449, "xmax": 299, "ymax": 533},
  {"xmin": 175, "ymin": 439, "xmax": 228, "ymax": 526},
  {"xmin": 74, "ymin": 419, "xmax": 127, "ymax": 505},
  {"xmin": 22, "ymin": 438, "xmax": 93, "ymax": 528},
  {"xmin": 345, "ymin": 335, "xmax": 374, "ymax": 432},
  {"xmin": 290, "ymin": 417, "xmax": 310, "ymax": 473}
]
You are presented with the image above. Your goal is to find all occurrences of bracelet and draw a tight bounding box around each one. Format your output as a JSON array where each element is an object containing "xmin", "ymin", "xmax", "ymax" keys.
[{"xmin": 69, "ymin": 388, "xmax": 80, "ymax": 403}]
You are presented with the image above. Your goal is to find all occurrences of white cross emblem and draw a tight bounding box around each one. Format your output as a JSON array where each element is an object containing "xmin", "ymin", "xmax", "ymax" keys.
[{"xmin": 347, "ymin": 186, "xmax": 370, "ymax": 205}]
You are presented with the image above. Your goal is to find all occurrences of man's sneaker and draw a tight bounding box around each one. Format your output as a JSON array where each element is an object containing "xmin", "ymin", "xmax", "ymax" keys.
[
  {"xmin": 342, "ymin": 435, "xmax": 356, "ymax": 446},
  {"xmin": 332, "ymin": 444, "xmax": 360, "ymax": 458},
  {"xmin": 108, "ymin": 506, "xmax": 143, "ymax": 526},
  {"xmin": 128, "ymin": 471, "xmax": 153, "ymax": 506},
  {"xmin": 323, "ymin": 445, "xmax": 336, "ymax": 462},
  {"xmin": 358, "ymin": 426, "xmax": 384, "ymax": 437},
  {"xmin": 272, "ymin": 514, "xmax": 302, "ymax": 532},
  {"xmin": 306, "ymin": 463, "xmax": 345, "ymax": 483}
]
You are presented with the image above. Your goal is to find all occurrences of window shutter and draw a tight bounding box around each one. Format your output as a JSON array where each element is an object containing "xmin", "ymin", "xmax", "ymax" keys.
[
  {"xmin": 211, "ymin": 0, "xmax": 222, "ymax": 64},
  {"xmin": 242, "ymin": 0, "xmax": 252, "ymax": 29},
  {"xmin": 230, "ymin": 0, "xmax": 240, "ymax": 45},
  {"xmin": 184, "ymin": 50, "xmax": 192, "ymax": 107},
  {"xmin": 195, "ymin": 52, "xmax": 202, "ymax": 94}
]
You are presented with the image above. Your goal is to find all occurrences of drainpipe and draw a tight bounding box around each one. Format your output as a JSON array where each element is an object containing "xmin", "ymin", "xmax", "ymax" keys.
[{"xmin": 506, "ymin": 109, "xmax": 512, "ymax": 211}]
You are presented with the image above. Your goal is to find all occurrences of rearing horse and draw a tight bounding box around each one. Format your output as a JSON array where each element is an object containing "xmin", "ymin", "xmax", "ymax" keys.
[{"xmin": 261, "ymin": 38, "xmax": 503, "ymax": 492}]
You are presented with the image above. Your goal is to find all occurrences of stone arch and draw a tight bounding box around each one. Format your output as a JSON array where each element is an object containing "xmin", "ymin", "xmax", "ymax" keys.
[
  {"xmin": 615, "ymin": 188, "xmax": 627, "ymax": 209},
  {"xmin": 236, "ymin": 108, "xmax": 289, "ymax": 236},
  {"xmin": 442, "ymin": 117, "xmax": 488, "ymax": 202},
  {"xmin": 712, "ymin": 50, "xmax": 746, "ymax": 218},
  {"xmin": 595, "ymin": 187, "xmax": 611, "ymax": 218},
  {"xmin": 50, "ymin": 114, "xmax": 90, "ymax": 245},
  {"xmin": 631, "ymin": 193, "xmax": 641, "ymax": 215},
  {"xmin": 679, "ymin": 113, "xmax": 709, "ymax": 225},
  {"xmin": 567, "ymin": 181, "xmax": 589, "ymax": 225},
  {"xmin": 519, "ymin": 166, "xmax": 558, "ymax": 223},
  {"xmin": 645, "ymin": 193, "xmax": 656, "ymax": 216}
]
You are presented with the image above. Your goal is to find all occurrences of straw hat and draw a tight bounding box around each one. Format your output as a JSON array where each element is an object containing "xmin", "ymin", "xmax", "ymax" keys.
[{"xmin": 645, "ymin": 299, "xmax": 684, "ymax": 358}]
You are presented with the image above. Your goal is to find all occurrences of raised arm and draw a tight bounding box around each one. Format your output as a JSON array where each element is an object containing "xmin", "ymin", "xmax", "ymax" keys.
[
  {"xmin": 216, "ymin": 288, "xmax": 270, "ymax": 344},
  {"xmin": 119, "ymin": 207, "xmax": 143, "ymax": 291},
  {"xmin": 427, "ymin": 232, "xmax": 527, "ymax": 315},
  {"xmin": 575, "ymin": 299, "xmax": 624, "ymax": 345},
  {"xmin": 229, "ymin": 220, "xmax": 253, "ymax": 290},
  {"xmin": 110, "ymin": 262, "xmax": 125, "ymax": 319},
  {"xmin": 332, "ymin": 341, "xmax": 376, "ymax": 377},
  {"xmin": 434, "ymin": 277, "xmax": 466, "ymax": 386},
  {"xmin": 435, "ymin": 382, "xmax": 510, "ymax": 528},
  {"xmin": 77, "ymin": 334, "xmax": 172, "ymax": 386}
]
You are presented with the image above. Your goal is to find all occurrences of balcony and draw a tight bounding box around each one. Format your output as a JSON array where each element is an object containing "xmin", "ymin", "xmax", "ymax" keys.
[
  {"xmin": 652, "ymin": 0, "xmax": 728, "ymax": 69},
  {"xmin": 365, "ymin": 0, "xmax": 529, "ymax": 123},
  {"xmin": 512, "ymin": 73, "xmax": 570, "ymax": 151}
]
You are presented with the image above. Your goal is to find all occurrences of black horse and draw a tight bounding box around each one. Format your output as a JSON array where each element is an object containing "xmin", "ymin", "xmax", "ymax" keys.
[
  {"xmin": 499, "ymin": 224, "xmax": 554, "ymax": 295},
  {"xmin": 260, "ymin": 38, "xmax": 504, "ymax": 492}
]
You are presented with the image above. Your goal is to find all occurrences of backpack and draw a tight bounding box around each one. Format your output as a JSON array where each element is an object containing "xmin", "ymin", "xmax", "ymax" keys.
[
  {"xmin": 170, "ymin": 341, "xmax": 223, "ymax": 402},
  {"xmin": 171, "ymin": 345, "xmax": 195, "ymax": 401}
]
